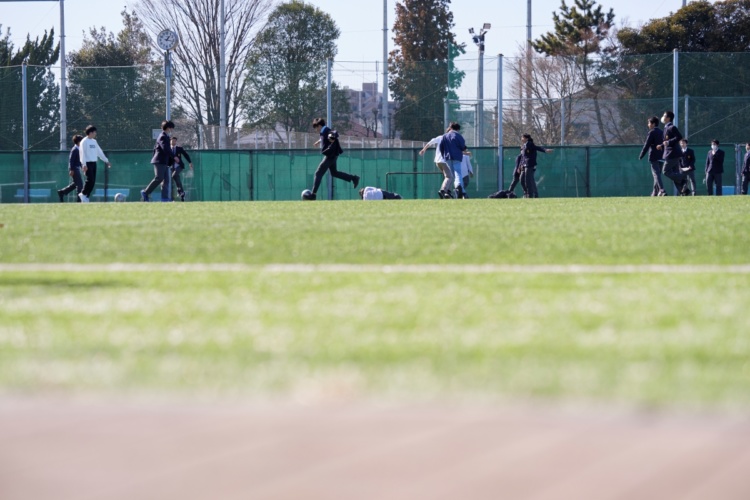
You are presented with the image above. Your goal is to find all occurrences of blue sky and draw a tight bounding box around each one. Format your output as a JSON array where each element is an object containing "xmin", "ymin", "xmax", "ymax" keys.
[{"xmin": 1, "ymin": 0, "xmax": 698, "ymax": 61}]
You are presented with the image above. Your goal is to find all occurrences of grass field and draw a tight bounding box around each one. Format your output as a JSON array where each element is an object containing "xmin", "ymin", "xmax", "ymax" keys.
[{"xmin": 1, "ymin": 198, "xmax": 749, "ymax": 408}]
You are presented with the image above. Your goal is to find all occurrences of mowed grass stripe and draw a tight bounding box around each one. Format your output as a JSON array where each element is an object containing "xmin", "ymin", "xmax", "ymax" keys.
[
  {"xmin": 3, "ymin": 263, "xmax": 750, "ymax": 273},
  {"xmin": 1, "ymin": 197, "xmax": 749, "ymax": 265}
]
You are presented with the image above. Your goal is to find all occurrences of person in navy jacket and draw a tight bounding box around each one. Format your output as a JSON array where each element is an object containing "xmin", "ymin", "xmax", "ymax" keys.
[
  {"xmin": 57, "ymin": 134, "xmax": 84, "ymax": 202},
  {"xmin": 519, "ymin": 134, "xmax": 553, "ymax": 198},
  {"xmin": 141, "ymin": 120, "xmax": 175, "ymax": 202},
  {"xmin": 656, "ymin": 111, "xmax": 687, "ymax": 194},
  {"xmin": 705, "ymin": 139, "xmax": 725, "ymax": 196},
  {"xmin": 638, "ymin": 116, "xmax": 665, "ymax": 196},
  {"xmin": 306, "ymin": 118, "xmax": 359, "ymax": 200},
  {"xmin": 742, "ymin": 142, "xmax": 750, "ymax": 195},
  {"xmin": 678, "ymin": 138, "xmax": 696, "ymax": 196}
]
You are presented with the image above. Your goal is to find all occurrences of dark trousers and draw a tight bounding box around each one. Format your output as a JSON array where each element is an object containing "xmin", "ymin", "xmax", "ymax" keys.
[
  {"xmin": 508, "ymin": 170, "xmax": 523, "ymax": 193},
  {"xmin": 706, "ymin": 172, "xmax": 723, "ymax": 196},
  {"xmin": 662, "ymin": 159, "xmax": 685, "ymax": 191},
  {"xmin": 59, "ymin": 168, "xmax": 83, "ymax": 201},
  {"xmin": 742, "ymin": 173, "xmax": 749, "ymax": 195},
  {"xmin": 144, "ymin": 163, "xmax": 169, "ymax": 196},
  {"xmin": 161, "ymin": 167, "xmax": 185, "ymax": 200},
  {"xmin": 82, "ymin": 162, "xmax": 97, "ymax": 197},
  {"xmin": 649, "ymin": 161, "xmax": 665, "ymax": 195},
  {"xmin": 382, "ymin": 190, "xmax": 402, "ymax": 200},
  {"xmin": 522, "ymin": 167, "xmax": 538, "ymax": 198},
  {"xmin": 684, "ymin": 169, "xmax": 697, "ymax": 195},
  {"xmin": 312, "ymin": 155, "xmax": 355, "ymax": 194}
]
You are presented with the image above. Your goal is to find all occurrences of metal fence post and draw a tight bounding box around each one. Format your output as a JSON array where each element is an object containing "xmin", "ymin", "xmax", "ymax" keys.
[
  {"xmin": 22, "ymin": 60, "xmax": 30, "ymax": 204},
  {"xmin": 497, "ymin": 54, "xmax": 503, "ymax": 191},
  {"xmin": 673, "ymin": 49, "xmax": 679, "ymax": 126},
  {"xmin": 585, "ymin": 146, "xmax": 591, "ymax": 198},
  {"xmin": 684, "ymin": 94, "xmax": 689, "ymax": 139},
  {"xmin": 326, "ymin": 58, "xmax": 333, "ymax": 200}
]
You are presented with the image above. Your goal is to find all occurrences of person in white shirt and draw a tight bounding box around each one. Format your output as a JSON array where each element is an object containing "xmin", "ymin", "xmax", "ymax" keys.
[
  {"xmin": 458, "ymin": 153, "xmax": 474, "ymax": 198},
  {"xmin": 78, "ymin": 125, "xmax": 112, "ymax": 203},
  {"xmin": 419, "ymin": 128, "xmax": 454, "ymax": 199},
  {"xmin": 358, "ymin": 186, "xmax": 402, "ymax": 200}
]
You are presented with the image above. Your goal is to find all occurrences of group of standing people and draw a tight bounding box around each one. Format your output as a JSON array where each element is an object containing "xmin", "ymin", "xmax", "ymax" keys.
[
  {"xmin": 57, "ymin": 121, "xmax": 193, "ymax": 203},
  {"xmin": 639, "ymin": 110, "xmax": 742, "ymax": 196}
]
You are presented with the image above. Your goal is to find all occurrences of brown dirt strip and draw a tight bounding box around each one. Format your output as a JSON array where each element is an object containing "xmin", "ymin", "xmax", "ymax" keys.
[{"xmin": 1, "ymin": 397, "xmax": 749, "ymax": 500}]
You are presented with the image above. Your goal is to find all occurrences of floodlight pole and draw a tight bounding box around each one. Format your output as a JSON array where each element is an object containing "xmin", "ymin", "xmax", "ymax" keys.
[{"xmin": 477, "ymin": 33, "xmax": 485, "ymax": 147}]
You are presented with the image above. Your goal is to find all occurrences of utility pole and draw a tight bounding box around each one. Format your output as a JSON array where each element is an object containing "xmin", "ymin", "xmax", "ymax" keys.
[
  {"xmin": 219, "ymin": 0, "xmax": 226, "ymax": 148},
  {"xmin": 59, "ymin": 0, "xmax": 66, "ymax": 151},
  {"xmin": 382, "ymin": 0, "xmax": 389, "ymax": 144},
  {"xmin": 526, "ymin": 0, "xmax": 532, "ymax": 128}
]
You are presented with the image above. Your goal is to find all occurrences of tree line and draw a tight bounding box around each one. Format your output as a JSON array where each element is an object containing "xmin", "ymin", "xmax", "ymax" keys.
[{"xmin": 1, "ymin": 0, "xmax": 749, "ymax": 151}]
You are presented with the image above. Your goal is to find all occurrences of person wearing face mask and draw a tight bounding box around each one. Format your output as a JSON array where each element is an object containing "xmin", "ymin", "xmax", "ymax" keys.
[
  {"xmin": 705, "ymin": 139, "xmax": 725, "ymax": 196},
  {"xmin": 639, "ymin": 116, "xmax": 666, "ymax": 196},
  {"xmin": 742, "ymin": 142, "xmax": 750, "ymax": 195},
  {"xmin": 519, "ymin": 134, "xmax": 553, "ymax": 198},
  {"xmin": 655, "ymin": 111, "xmax": 688, "ymax": 194},
  {"xmin": 678, "ymin": 139, "xmax": 696, "ymax": 196}
]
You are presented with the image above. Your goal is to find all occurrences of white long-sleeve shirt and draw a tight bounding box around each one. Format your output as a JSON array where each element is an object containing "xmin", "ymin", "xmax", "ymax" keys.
[
  {"xmin": 79, "ymin": 137, "xmax": 109, "ymax": 163},
  {"xmin": 425, "ymin": 136, "xmax": 446, "ymax": 165},
  {"xmin": 362, "ymin": 186, "xmax": 384, "ymax": 200}
]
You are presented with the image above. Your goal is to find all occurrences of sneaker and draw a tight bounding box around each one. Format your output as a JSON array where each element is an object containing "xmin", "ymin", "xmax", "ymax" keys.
[
  {"xmin": 658, "ymin": 190, "xmax": 667, "ymax": 197},
  {"xmin": 444, "ymin": 190, "xmax": 453, "ymax": 199},
  {"xmin": 352, "ymin": 176, "xmax": 360, "ymax": 189},
  {"xmin": 57, "ymin": 190, "xmax": 64, "ymax": 202},
  {"xmin": 140, "ymin": 190, "xmax": 150, "ymax": 202},
  {"xmin": 179, "ymin": 190, "xmax": 186, "ymax": 202},
  {"xmin": 78, "ymin": 193, "xmax": 89, "ymax": 203},
  {"xmin": 456, "ymin": 186, "xmax": 465, "ymax": 199},
  {"xmin": 438, "ymin": 190, "xmax": 446, "ymax": 199},
  {"xmin": 310, "ymin": 193, "xmax": 317, "ymax": 201}
]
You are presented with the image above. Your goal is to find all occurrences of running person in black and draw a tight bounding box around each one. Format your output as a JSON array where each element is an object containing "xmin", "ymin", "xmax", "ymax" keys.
[
  {"xmin": 308, "ymin": 118, "xmax": 359, "ymax": 200},
  {"xmin": 57, "ymin": 134, "xmax": 84, "ymax": 202}
]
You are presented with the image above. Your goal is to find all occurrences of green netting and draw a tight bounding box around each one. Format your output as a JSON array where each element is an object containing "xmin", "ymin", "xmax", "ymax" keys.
[{"xmin": 2, "ymin": 145, "xmax": 745, "ymax": 203}]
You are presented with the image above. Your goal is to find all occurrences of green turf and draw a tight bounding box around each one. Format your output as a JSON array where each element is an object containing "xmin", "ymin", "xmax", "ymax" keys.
[
  {"xmin": 0, "ymin": 197, "xmax": 749, "ymax": 264},
  {"xmin": 1, "ymin": 198, "xmax": 749, "ymax": 407}
]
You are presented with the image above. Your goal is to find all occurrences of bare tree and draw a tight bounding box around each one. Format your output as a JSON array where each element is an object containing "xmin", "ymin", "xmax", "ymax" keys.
[
  {"xmin": 505, "ymin": 48, "xmax": 590, "ymax": 146},
  {"xmin": 133, "ymin": 0, "xmax": 272, "ymax": 147}
]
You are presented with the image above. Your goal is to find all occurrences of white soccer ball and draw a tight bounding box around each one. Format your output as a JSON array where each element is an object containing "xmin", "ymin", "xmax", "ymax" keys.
[
  {"xmin": 301, "ymin": 189, "xmax": 314, "ymax": 201},
  {"xmin": 114, "ymin": 192, "xmax": 126, "ymax": 202}
]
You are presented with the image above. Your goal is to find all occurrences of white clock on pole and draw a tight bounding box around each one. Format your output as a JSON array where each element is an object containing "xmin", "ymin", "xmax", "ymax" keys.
[{"xmin": 157, "ymin": 30, "xmax": 179, "ymax": 51}]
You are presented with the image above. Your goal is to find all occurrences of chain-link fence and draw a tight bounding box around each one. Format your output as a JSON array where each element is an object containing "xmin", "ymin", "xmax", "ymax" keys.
[{"xmin": 2, "ymin": 144, "xmax": 747, "ymax": 203}]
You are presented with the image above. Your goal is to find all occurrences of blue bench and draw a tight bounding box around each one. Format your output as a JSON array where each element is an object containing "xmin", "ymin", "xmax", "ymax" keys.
[
  {"xmin": 92, "ymin": 188, "xmax": 130, "ymax": 201},
  {"xmin": 15, "ymin": 188, "xmax": 51, "ymax": 201}
]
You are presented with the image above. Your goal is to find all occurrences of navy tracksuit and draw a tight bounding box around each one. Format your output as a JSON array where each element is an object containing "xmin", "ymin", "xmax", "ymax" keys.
[
  {"xmin": 661, "ymin": 122, "xmax": 686, "ymax": 192},
  {"xmin": 705, "ymin": 148, "xmax": 725, "ymax": 196},
  {"xmin": 58, "ymin": 146, "xmax": 83, "ymax": 201},
  {"xmin": 639, "ymin": 127, "xmax": 665, "ymax": 195}
]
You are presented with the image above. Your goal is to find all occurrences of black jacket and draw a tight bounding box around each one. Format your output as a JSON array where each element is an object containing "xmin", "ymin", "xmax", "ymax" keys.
[
  {"xmin": 68, "ymin": 146, "xmax": 81, "ymax": 170},
  {"xmin": 662, "ymin": 122, "xmax": 683, "ymax": 160},
  {"xmin": 744, "ymin": 151, "xmax": 750, "ymax": 174},
  {"xmin": 521, "ymin": 140, "xmax": 546, "ymax": 169},
  {"xmin": 706, "ymin": 149, "xmax": 725, "ymax": 174},
  {"xmin": 679, "ymin": 148, "xmax": 696, "ymax": 171},
  {"xmin": 639, "ymin": 127, "xmax": 664, "ymax": 162},
  {"xmin": 151, "ymin": 132, "xmax": 175, "ymax": 165},
  {"xmin": 320, "ymin": 126, "xmax": 343, "ymax": 158},
  {"xmin": 170, "ymin": 146, "xmax": 192, "ymax": 167}
]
